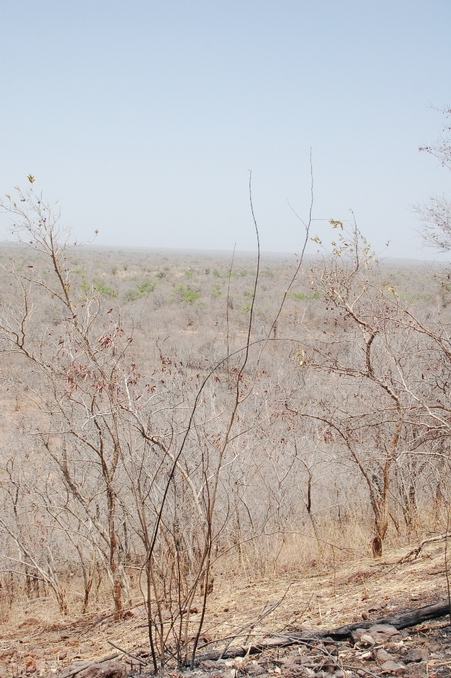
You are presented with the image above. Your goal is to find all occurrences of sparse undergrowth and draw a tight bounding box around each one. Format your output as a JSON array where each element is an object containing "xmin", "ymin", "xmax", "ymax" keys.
[{"xmin": 0, "ymin": 538, "xmax": 450, "ymax": 677}]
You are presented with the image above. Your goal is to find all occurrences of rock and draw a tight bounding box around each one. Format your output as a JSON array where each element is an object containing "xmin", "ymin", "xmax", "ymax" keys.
[
  {"xmin": 369, "ymin": 624, "xmax": 401, "ymax": 644},
  {"xmin": 379, "ymin": 659, "xmax": 406, "ymax": 674},
  {"xmin": 245, "ymin": 661, "xmax": 267, "ymax": 675},
  {"xmin": 352, "ymin": 624, "xmax": 400, "ymax": 645},
  {"xmin": 403, "ymin": 648, "xmax": 428, "ymax": 663},
  {"xmin": 282, "ymin": 667, "xmax": 313, "ymax": 678},
  {"xmin": 76, "ymin": 661, "xmax": 127, "ymax": 678},
  {"xmin": 359, "ymin": 634, "xmax": 375, "ymax": 646},
  {"xmin": 375, "ymin": 648, "xmax": 395, "ymax": 663},
  {"xmin": 200, "ymin": 659, "xmax": 226, "ymax": 669},
  {"xmin": 351, "ymin": 629, "xmax": 374, "ymax": 644}
]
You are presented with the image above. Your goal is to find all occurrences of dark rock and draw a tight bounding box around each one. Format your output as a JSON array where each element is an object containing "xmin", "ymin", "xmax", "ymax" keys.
[{"xmin": 403, "ymin": 648, "xmax": 428, "ymax": 663}]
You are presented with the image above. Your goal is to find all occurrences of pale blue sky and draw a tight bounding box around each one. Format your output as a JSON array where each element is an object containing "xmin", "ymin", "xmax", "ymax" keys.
[{"xmin": 1, "ymin": 1, "xmax": 450, "ymax": 260}]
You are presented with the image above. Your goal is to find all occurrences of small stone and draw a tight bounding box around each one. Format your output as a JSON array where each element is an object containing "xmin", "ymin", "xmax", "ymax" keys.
[
  {"xmin": 246, "ymin": 662, "xmax": 267, "ymax": 676},
  {"xmin": 403, "ymin": 648, "xmax": 428, "ymax": 663},
  {"xmin": 359, "ymin": 634, "xmax": 375, "ymax": 646},
  {"xmin": 351, "ymin": 629, "xmax": 366, "ymax": 643},
  {"xmin": 370, "ymin": 624, "xmax": 401, "ymax": 644},
  {"xmin": 200, "ymin": 659, "xmax": 227, "ymax": 669},
  {"xmin": 375, "ymin": 648, "xmax": 394, "ymax": 663},
  {"xmin": 77, "ymin": 661, "xmax": 127, "ymax": 678},
  {"xmin": 380, "ymin": 659, "xmax": 406, "ymax": 674}
]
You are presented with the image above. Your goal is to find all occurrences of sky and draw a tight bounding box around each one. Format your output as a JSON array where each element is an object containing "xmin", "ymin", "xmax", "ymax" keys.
[{"xmin": 0, "ymin": 1, "xmax": 450, "ymax": 261}]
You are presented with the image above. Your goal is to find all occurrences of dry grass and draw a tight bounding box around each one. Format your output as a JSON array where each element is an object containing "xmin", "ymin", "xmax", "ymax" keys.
[{"xmin": 0, "ymin": 536, "xmax": 449, "ymax": 676}]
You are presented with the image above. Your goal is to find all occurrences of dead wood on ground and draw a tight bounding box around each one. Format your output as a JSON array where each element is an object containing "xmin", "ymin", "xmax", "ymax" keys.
[
  {"xmin": 197, "ymin": 598, "xmax": 451, "ymax": 662},
  {"xmin": 398, "ymin": 534, "xmax": 451, "ymax": 563}
]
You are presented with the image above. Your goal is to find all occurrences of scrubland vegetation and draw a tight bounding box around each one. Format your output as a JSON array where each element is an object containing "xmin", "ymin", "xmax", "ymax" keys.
[{"xmin": 0, "ymin": 172, "xmax": 450, "ymax": 669}]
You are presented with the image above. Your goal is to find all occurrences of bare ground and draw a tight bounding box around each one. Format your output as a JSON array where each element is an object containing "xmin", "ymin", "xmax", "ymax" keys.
[{"xmin": 1, "ymin": 540, "xmax": 450, "ymax": 678}]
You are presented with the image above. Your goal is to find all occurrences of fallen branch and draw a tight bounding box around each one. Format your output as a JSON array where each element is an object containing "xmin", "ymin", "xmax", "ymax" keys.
[
  {"xmin": 398, "ymin": 533, "xmax": 451, "ymax": 563},
  {"xmin": 196, "ymin": 598, "xmax": 451, "ymax": 662},
  {"xmin": 196, "ymin": 635, "xmax": 295, "ymax": 662},
  {"xmin": 56, "ymin": 653, "xmax": 120, "ymax": 678},
  {"xmin": 319, "ymin": 599, "xmax": 451, "ymax": 639}
]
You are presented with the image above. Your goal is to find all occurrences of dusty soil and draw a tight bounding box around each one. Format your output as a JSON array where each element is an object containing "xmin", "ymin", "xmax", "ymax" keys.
[{"xmin": 1, "ymin": 540, "xmax": 451, "ymax": 678}]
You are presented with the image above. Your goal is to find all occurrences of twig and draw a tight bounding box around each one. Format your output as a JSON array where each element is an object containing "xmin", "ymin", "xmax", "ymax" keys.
[
  {"xmin": 219, "ymin": 584, "xmax": 293, "ymax": 658},
  {"xmin": 107, "ymin": 641, "xmax": 148, "ymax": 666}
]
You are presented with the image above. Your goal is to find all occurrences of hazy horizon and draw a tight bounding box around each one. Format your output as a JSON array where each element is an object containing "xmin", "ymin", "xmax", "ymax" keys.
[
  {"xmin": 1, "ymin": 238, "xmax": 447, "ymax": 268},
  {"xmin": 1, "ymin": 2, "xmax": 450, "ymax": 262}
]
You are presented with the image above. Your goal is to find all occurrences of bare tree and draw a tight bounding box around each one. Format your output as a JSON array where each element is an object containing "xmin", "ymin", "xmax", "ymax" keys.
[
  {"xmin": 0, "ymin": 173, "xmax": 315, "ymax": 669},
  {"xmin": 417, "ymin": 107, "xmax": 451, "ymax": 251},
  {"xmin": 0, "ymin": 180, "xmax": 136, "ymax": 616},
  {"xmin": 289, "ymin": 223, "xmax": 428, "ymax": 556}
]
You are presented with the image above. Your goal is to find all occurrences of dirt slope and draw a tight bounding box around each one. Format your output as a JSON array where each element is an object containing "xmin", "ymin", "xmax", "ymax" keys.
[{"xmin": 0, "ymin": 540, "xmax": 450, "ymax": 677}]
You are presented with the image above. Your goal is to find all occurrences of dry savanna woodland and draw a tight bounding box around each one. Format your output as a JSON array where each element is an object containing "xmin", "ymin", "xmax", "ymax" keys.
[{"xmin": 1, "ymin": 122, "xmax": 451, "ymax": 675}]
